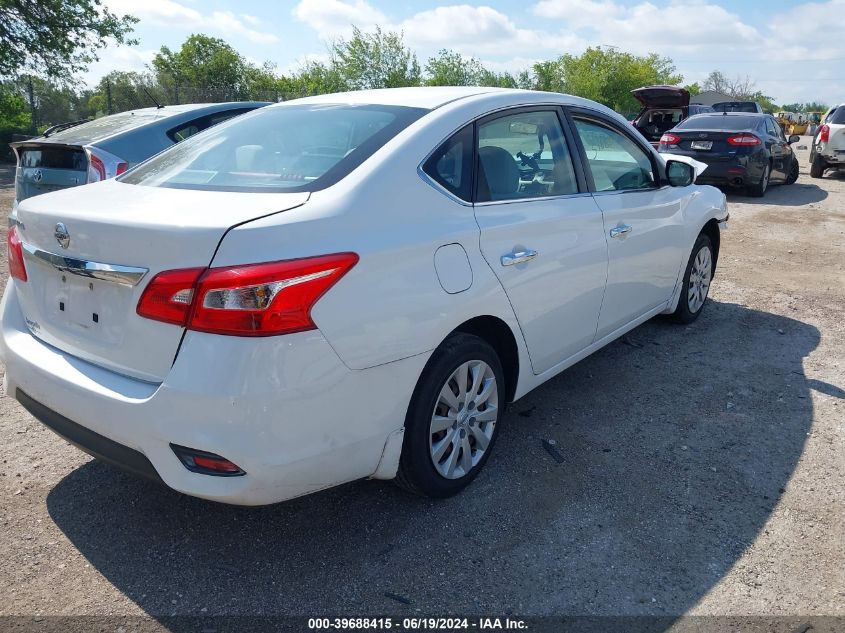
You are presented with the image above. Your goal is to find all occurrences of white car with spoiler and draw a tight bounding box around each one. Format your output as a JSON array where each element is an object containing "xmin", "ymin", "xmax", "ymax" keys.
[{"xmin": 2, "ymin": 87, "xmax": 728, "ymax": 505}]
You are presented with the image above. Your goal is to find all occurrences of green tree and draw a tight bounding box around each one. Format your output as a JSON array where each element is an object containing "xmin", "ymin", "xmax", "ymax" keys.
[
  {"xmin": 279, "ymin": 59, "xmax": 347, "ymax": 99},
  {"xmin": 684, "ymin": 82, "xmax": 701, "ymax": 97},
  {"xmin": 532, "ymin": 47, "xmax": 682, "ymax": 112},
  {"xmin": 0, "ymin": 0, "xmax": 137, "ymax": 81},
  {"xmin": 152, "ymin": 34, "xmax": 274, "ymax": 103},
  {"xmin": 331, "ymin": 26, "xmax": 420, "ymax": 90},
  {"xmin": 89, "ymin": 70, "xmax": 164, "ymax": 115},
  {"xmin": 425, "ymin": 49, "xmax": 484, "ymax": 86}
]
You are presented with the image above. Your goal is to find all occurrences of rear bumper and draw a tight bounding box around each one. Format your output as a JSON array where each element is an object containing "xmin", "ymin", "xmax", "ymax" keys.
[
  {"xmin": 690, "ymin": 157, "xmax": 764, "ymax": 187},
  {"xmin": 1, "ymin": 282, "xmax": 427, "ymax": 505}
]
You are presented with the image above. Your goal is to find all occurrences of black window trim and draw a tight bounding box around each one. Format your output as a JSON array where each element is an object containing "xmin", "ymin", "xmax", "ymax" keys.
[
  {"xmin": 565, "ymin": 105, "xmax": 668, "ymax": 194},
  {"xmin": 418, "ymin": 122, "xmax": 476, "ymax": 206}
]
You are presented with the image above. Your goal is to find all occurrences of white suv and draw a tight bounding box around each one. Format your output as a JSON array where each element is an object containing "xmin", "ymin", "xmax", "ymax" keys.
[{"xmin": 810, "ymin": 104, "xmax": 845, "ymax": 178}]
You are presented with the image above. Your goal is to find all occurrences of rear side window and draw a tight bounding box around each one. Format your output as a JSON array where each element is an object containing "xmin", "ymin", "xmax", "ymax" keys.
[
  {"xmin": 423, "ymin": 124, "xmax": 473, "ymax": 201},
  {"xmin": 829, "ymin": 107, "xmax": 845, "ymax": 124},
  {"xmin": 168, "ymin": 108, "xmax": 254, "ymax": 142},
  {"xmin": 476, "ymin": 110, "xmax": 578, "ymax": 202},
  {"xmin": 121, "ymin": 104, "xmax": 426, "ymax": 193},
  {"xmin": 573, "ymin": 118, "xmax": 656, "ymax": 192}
]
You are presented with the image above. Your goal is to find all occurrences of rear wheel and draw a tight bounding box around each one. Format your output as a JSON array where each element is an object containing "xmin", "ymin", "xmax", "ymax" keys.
[
  {"xmin": 396, "ymin": 333, "xmax": 505, "ymax": 498},
  {"xmin": 810, "ymin": 155, "xmax": 826, "ymax": 178},
  {"xmin": 785, "ymin": 157, "xmax": 800, "ymax": 185},
  {"xmin": 670, "ymin": 234, "xmax": 713, "ymax": 324},
  {"xmin": 747, "ymin": 164, "xmax": 770, "ymax": 197}
]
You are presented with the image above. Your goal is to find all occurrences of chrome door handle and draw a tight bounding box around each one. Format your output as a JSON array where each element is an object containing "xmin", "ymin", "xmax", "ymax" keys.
[
  {"xmin": 609, "ymin": 225, "xmax": 632, "ymax": 239},
  {"xmin": 501, "ymin": 249, "xmax": 538, "ymax": 266}
]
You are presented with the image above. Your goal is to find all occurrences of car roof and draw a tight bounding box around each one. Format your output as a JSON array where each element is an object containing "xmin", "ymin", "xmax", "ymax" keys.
[
  {"xmin": 29, "ymin": 101, "xmax": 271, "ymax": 145},
  {"xmin": 283, "ymin": 87, "xmax": 521, "ymax": 110}
]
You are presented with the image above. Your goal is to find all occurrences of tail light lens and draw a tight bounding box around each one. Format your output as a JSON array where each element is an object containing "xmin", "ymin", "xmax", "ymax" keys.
[
  {"xmin": 727, "ymin": 134, "xmax": 762, "ymax": 146},
  {"xmin": 136, "ymin": 268, "xmax": 205, "ymax": 325},
  {"xmin": 137, "ymin": 253, "xmax": 358, "ymax": 336},
  {"xmin": 115, "ymin": 162, "xmax": 128, "ymax": 176},
  {"xmin": 660, "ymin": 133, "xmax": 681, "ymax": 145},
  {"xmin": 7, "ymin": 225, "xmax": 27, "ymax": 282},
  {"xmin": 87, "ymin": 153, "xmax": 106, "ymax": 182},
  {"xmin": 819, "ymin": 124, "xmax": 830, "ymax": 143}
]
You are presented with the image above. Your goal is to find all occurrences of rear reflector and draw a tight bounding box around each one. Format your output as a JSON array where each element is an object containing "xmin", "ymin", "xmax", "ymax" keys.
[
  {"xmin": 171, "ymin": 444, "xmax": 245, "ymax": 476},
  {"xmin": 8, "ymin": 225, "xmax": 27, "ymax": 282},
  {"xmin": 660, "ymin": 133, "xmax": 681, "ymax": 145},
  {"xmin": 726, "ymin": 134, "xmax": 762, "ymax": 146},
  {"xmin": 136, "ymin": 253, "xmax": 359, "ymax": 336}
]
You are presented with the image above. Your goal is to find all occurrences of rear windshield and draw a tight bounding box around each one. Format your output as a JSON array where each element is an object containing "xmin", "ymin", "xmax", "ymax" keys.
[
  {"xmin": 676, "ymin": 114, "xmax": 762, "ymax": 131},
  {"xmin": 829, "ymin": 107, "xmax": 845, "ymax": 124},
  {"xmin": 43, "ymin": 111, "xmax": 165, "ymax": 143},
  {"xmin": 18, "ymin": 146, "xmax": 86, "ymax": 170},
  {"xmin": 712, "ymin": 102, "xmax": 758, "ymax": 113},
  {"xmin": 120, "ymin": 104, "xmax": 427, "ymax": 193}
]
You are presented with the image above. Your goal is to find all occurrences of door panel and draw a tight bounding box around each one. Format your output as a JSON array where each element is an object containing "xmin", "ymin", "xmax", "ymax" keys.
[
  {"xmin": 569, "ymin": 113, "xmax": 687, "ymax": 338},
  {"xmin": 590, "ymin": 188, "xmax": 687, "ymax": 337},
  {"xmin": 476, "ymin": 196, "xmax": 609, "ymax": 373},
  {"xmin": 473, "ymin": 108, "xmax": 608, "ymax": 374}
]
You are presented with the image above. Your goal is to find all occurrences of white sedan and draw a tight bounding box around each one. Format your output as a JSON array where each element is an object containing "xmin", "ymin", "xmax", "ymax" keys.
[{"xmin": 2, "ymin": 87, "xmax": 727, "ymax": 505}]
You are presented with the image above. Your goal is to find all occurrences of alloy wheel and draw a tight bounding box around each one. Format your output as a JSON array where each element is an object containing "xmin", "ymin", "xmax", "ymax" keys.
[
  {"xmin": 429, "ymin": 360, "xmax": 498, "ymax": 480},
  {"xmin": 687, "ymin": 245, "xmax": 712, "ymax": 313}
]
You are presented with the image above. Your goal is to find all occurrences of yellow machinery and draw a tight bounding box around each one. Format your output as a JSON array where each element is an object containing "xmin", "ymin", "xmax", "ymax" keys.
[{"xmin": 775, "ymin": 112, "xmax": 809, "ymax": 136}]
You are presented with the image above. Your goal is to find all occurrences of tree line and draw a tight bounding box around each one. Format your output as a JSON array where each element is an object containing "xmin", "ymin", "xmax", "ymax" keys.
[{"xmin": 0, "ymin": 0, "xmax": 828, "ymax": 160}]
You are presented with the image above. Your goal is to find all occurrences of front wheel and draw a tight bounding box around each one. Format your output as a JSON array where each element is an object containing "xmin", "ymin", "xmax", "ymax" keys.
[
  {"xmin": 785, "ymin": 157, "xmax": 799, "ymax": 185},
  {"xmin": 396, "ymin": 333, "xmax": 505, "ymax": 498},
  {"xmin": 670, "ymin": 234, "xmax": 713, "ymax": 324}
]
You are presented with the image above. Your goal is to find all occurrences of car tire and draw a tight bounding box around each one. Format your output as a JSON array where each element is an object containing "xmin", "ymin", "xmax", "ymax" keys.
[
  {"xmin": 396, "ymin": 333, "xmax": 505, "ymax": 498},
  {"xmin": 785, "ymin": 157, "xmax": 800, "ymax": 185},
  {"xmin": 670, "ymin": 233, "xmax": 713, "ymax": 324},
  {"xmin": 747, "ymin": 163, "xmax": 770, "ymax": 197},
  {"xmin": 810, "ymin": 155, "xmax": 826, "ymax": 179}
]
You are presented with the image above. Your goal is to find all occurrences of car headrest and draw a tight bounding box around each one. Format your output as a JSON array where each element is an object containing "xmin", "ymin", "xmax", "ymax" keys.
[{"xmin": 478, "ymin": 145, "xmax": 519, "ymax": 199}]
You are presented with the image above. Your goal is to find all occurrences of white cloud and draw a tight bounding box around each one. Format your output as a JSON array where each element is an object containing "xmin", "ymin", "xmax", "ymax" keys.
[
  {"xmin": 293, "ymin": 0, "xmax": 388, "ymax": 39},
  {"xmin": 105, "ymin": 0, "xmax": 279, "ymax": 44},
  {"xmin": 82, "ymin": 43, "xmax": 157, "ymax": 85}
]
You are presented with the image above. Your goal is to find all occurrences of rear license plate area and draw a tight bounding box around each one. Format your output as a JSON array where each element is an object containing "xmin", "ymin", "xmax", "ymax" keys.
[
  {"xmin": 691, "ymin": 140, "xmax": 713, "ymax": 150},
  {"xmin": 48, "ymin": 273, "xmax": 106, "ymax": 332}
]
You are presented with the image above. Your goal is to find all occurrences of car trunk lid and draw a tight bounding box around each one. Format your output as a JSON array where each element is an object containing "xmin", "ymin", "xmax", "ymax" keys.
[
  {"xmin": 662, "ymin": 129, "xmax": 752, "ymax": 159},
  {"xmin": 13, "ymin": 180, "xmax": 309, "ymax": 382},
  {"xmin": 631, "ymin": 86, "xmax": 690, "ymax": 109},
  {"xmin": 13, "ymin": 142, "xmax": 88, "ymax": 203}
]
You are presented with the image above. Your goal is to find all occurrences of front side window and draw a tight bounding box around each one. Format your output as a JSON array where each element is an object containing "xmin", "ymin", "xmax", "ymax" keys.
[
  {"xmin": 476, "ymin": 110, "xmax": 578, "ymax": 202},
  {"xmin": 573, "ymin": 118, "xmax": 657, "ymax": 192},
  {"xmin": 121, "ymin": 104, "xmax": 426, "ymax": 192},
  {"xmin": 422, "ymin": 124, "xmax": 473, "ymax": 201}
]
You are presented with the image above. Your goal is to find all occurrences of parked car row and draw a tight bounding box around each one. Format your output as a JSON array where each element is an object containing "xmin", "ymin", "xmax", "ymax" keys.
[{"xmin": 2, "ymin": 87, "xmax": 728, "ymax": 505}]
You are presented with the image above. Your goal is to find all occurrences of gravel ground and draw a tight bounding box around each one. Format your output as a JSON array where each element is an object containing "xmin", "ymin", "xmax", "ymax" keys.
[{"xmin": 0, "ymin": 146, "xmax": 843, "ymax": 625}]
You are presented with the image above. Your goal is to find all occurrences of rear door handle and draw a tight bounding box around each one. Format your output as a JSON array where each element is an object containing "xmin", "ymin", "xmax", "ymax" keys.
[
  {"xmin": 609, "ymin": 225, "xmax": 632, "ymax": 238},
  {"xmin": 501, "ymin": 249, "xmax": 538, "ymax": 266}
]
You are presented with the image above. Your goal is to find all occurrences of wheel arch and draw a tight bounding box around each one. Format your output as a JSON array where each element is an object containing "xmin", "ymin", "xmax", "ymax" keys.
[
  {"xmin": 700, "ymin": 218, "xmax": 721, "ymax": 278},
  {"xmin": 452, "ymin": 315, "xmax": 520, "ymax": 403}
]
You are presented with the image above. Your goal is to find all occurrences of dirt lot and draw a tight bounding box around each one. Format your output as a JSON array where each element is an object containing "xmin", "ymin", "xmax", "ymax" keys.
[{"xmin": 0, "ymin": 147, "xmax": 843, "ymax": 626}]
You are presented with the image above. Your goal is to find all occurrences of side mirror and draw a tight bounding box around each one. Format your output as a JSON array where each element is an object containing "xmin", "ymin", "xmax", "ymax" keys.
[
  {"xmin": 666, "ymin": 160, "xmax": 695, "ymax": 187},
  {"xmin": 788, "ymin": 134, "xmax": 801, "ymax": 144}
]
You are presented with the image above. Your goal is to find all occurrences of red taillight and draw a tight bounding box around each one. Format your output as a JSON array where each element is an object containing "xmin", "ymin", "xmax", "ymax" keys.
[
  {"xmin": 819, "ymin": 124, "xmax": 830, "ymax": 143},
  {"xmin": 87, "ymin": 152, "xmax": 106, "ymax": 182},
  {"xmin": 726, "ymin": 134, "xmax": 762, "ymax": 146},
  {"xmin": 660, "ymin": 133, "xmax": 681, "ymax": 145},
  {"xmin": 116, "ymin": 162, "xmax": 128, "ymax": 176},
  {"xmin": 171, "ymin": 444, "xmax": 245, "ymax": 476},
  {"xmin": 136, "ymin": 253, "xmax": 358, "ymax": 336},
  {"xmin": 136, "ymin": 268, "xmax": 205, "ymax": 326},
  {"xmin": 7, "ymin": 225, "xmax": 27, "ymax": 282}
]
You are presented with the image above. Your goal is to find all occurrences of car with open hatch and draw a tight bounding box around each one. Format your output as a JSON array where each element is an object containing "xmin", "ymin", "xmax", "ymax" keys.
[
  {"xmin": 2, "ymin": 87, "xmax": 728, "ymax": 505},
  {"xmin": 657, "ymin": 111, "xmax": 800, "ymax": 197},
  {"xmin": 629, "ymin": 85, "xmax": 714, "ymax": 147}
]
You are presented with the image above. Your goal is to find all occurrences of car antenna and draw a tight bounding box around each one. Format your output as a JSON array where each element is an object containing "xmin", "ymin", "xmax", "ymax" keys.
[{"xmin": 143, "ymin": 87, "xmax": 164, "ymax": 109}]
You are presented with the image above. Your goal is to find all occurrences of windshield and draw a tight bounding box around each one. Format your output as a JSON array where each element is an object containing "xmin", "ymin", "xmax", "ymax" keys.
[
  {"xmin": 676, "ymin": 115, "xmax": 762, "ymax": 131},
  {"xmin": 120, "ymin": 104, "xmax": 426, "ymax": 193}
]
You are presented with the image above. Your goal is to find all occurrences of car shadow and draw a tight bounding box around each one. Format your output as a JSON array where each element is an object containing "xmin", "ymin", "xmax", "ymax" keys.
[
  {"xmin": 45, "ymin": 300, "xmax": 819, "ymax": 624},
  {"xmin": 724, "ymin": 181, "xmax": 828, "ymax": 206}
]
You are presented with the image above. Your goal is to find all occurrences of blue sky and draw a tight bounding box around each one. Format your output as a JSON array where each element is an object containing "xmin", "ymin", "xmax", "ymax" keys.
[{"xmin": 94, "ymin": 0, "xmax": 845, "ymax": 105}]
